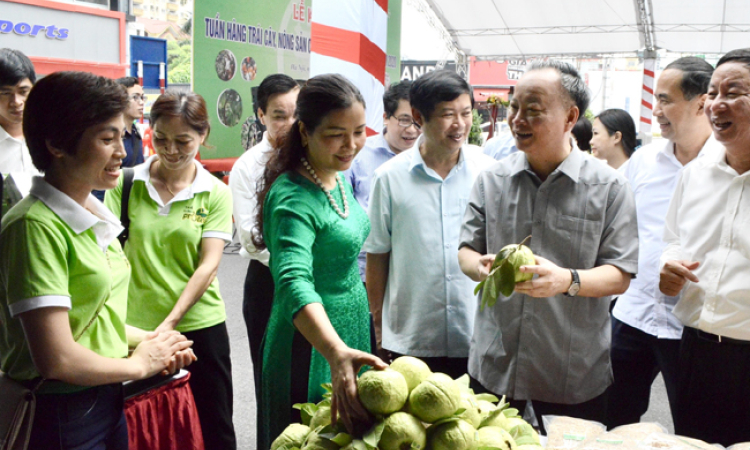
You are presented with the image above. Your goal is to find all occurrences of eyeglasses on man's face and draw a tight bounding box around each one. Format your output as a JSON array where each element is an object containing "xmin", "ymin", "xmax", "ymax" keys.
[
  {"xmin": 130, "ymin": 94, "xmax": 146, "ymax": 102},
  {"xmin": 393, "ymin": 115, "xmax": 420, "ymax": 129}
]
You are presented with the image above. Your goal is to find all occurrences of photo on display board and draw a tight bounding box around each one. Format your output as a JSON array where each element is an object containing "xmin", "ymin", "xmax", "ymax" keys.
[
  {"xmin": 217, "ymin": 88, "xmax": 242, "ymax": 127},
  {"xmin": 241, "ymin": 86, "xmax": 263, "ymax": 150},
  {"xmin": 241, "ymin": 57, "xmax": 258, "ymax": 81},
  {"xmin": 215, "ymin": 49, "xmax": 237, "ymax": 81}
]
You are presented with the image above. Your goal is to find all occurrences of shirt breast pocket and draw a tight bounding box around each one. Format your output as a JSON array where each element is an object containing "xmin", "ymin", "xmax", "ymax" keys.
[
  {"xmin": 457, "ymin": 197, "xmax": 469, "ymax": 217},
  {"xmin": 555, "ymin": 215, "xmax": 601, "ymax": 269}
]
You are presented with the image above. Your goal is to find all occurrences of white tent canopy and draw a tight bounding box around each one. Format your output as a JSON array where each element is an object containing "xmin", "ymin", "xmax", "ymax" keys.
[{"xmin": 422, "ymin": 0, "xmax": 750, "ymax": 59}]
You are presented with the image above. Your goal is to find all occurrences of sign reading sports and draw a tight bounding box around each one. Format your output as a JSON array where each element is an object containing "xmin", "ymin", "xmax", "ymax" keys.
[{"xmin": 193, "ymin": 0, "xmax": 312, "ymax": 160}]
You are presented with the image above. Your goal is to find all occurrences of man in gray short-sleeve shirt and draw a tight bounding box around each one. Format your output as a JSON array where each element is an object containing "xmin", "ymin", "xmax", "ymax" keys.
[{"xmin": 458, "ymin": 61, "xmax": 638, "ymax": 429}]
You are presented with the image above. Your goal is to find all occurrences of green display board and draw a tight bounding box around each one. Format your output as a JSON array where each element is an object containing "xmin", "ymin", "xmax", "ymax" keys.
[
  {"xmin": 194, "ymin": 0, "xmax": 312, "ymax": 159},
  {"xmin": 193, "ymin": 0, "xmax": 401, "ymax": 160}
]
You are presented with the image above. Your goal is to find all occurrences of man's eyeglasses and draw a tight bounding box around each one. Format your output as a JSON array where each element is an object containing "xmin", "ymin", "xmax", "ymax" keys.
[
  {"xmin": 130, "ymin": 94, "xmax": 146, "ymax": 102},
  {"xmin": 393, "ymin": 115, "xmax": 420, "ymax": 129}
]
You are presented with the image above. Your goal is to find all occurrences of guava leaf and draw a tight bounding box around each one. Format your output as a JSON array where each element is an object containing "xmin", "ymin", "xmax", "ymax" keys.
[
  {"xmin": 362, "ymin": 420, "xmax": 385, "ymax": 448},
  {"xmin": 488, "ymin": 272, "xmax": 500, "ymax": 304},
  {"xmin": 474, "ymin": 393, "xmax": 499, "ymax": 403},
  {"xmin": 474, "ymin": 280, "xmax": 484, "ymax": 296},
  {"xmin": 320, "ymin": 383, "xmax": 333, "ymax": 393},
  {"xmin": 499, "ymin": 260, "xmax": 517, "ymax": 297},
  {"xmin": 479, "ymin": 408, "xmax": 506, "ymax": 428},
  {"xmin": 480, "ymin": 269, "xmax": 500, "ymax": 311},
  {"xmin": 350, "ymin": 439, "xmax": 369, "ymax": 450},
  {"xmin": 475, "ymin": 247, "xmax": 510, "ymax": 296},
  {"xmin": 318, "ymin": 432, "xmax": 352, "ymax": 447},
  {"xmin": 454, "ymin": 408, "xmax": 467, "ymax": 416},
  {"xmin": 430, "ymin": 416, "xmax": 461, "ymax": 428},
  {"xmin": 317, "ymin": 398, "xmax": 331, "ymax": 408},
  {"xmin": 317, "ymin": 424, "xmax": 335, "ymax": 433},
  {"xmin": 475, "ymin": 263, "xmax": 500, "ymax": 297},
  {"xmin": 477, "ymin": 447, "xmax": 507, "ymax": 450},
  {"xmin": 502, "ymin": 407, "xmax": 520, "ymax": 418},
  {"xmin": 293, "ymin": 402, "xmax": 318, "ymax": 426},
  {"xmin": 496, "ymin": 246, "xmax": 515, "ymax": 265},
  {"xmin": 454, "ymin": 374, "xmax": 471, "ymax": 388},
  {"xmin": 486, "ymin": 272, "xmax": 500, "ymax": 308}
]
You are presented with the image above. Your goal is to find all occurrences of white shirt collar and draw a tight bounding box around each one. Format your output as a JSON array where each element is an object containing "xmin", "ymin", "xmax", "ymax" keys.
[
  {"xmin": 0, "ymin": 125, "xmax": 24, "ymax": 144},
  {"xmin": 259, "ymin": 131, "xmax": 271, "ymax": 148},
  {"xmin": 134, "ymin": 156, "xmax": 214, "ymax": 207},
  {"xmin": 29, "ymin": 177, "xmax": 123, "ymax": 251},
  {"xmin": 658, "ymin": 135, "xmax": 720, "ymax": 165}
]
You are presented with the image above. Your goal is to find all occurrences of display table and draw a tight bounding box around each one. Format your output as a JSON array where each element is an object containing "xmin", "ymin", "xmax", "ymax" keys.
[{"xmin": 123, "ymin": 370, "xmax": 204, "ymax": 450}]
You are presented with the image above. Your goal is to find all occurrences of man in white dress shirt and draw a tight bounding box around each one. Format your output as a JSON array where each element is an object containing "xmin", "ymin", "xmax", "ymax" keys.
[
  {"xmin": 0, "ymin": 49, "xmax": 35, "ymax": 176},
  {"xmin": 228, "ymin": 74, "xmax": 299, "ymax": 398},
  {"xmin": 1, "ymin": 49, "xmax": 38, "ymax": 218},
  {"xmin": 606, "ymin": 57, "xmax": 718, "ymax": 428},
  {"xmin": 659, "ymin": 48, "xmax": 750, "ymax": 446}
]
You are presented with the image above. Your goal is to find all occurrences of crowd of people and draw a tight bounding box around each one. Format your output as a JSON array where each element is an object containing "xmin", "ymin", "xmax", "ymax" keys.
[{"xmin": 0, "ymin": 45, "xmax": 749, "ymax": 449}]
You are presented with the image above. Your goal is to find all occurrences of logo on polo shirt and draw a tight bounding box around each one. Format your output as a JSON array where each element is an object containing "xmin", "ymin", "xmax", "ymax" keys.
[{"xmin": 182, "ymin": 206, "xmax": 208, "ymax": 224}]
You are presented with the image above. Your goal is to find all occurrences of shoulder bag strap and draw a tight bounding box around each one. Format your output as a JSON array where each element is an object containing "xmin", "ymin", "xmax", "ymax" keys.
[{"xmin": 117, "ymin": 168, "xmax": 135, "ymax": 247}]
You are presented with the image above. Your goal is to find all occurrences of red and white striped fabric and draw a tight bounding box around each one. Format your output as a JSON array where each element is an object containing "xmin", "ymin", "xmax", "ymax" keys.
[
  {"xmin": 310, "ymin": 0, "xmax": 388, "ymax": 136},
  {"xmin": 639, "ymin": 57, "xmax": 656, "ymax": 145}
]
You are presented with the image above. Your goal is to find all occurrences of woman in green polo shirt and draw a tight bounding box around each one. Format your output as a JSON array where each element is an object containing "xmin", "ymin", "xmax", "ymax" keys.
[
  {"xmin": 105, "ymin": 91, "xmax": 237, "ymax": 449},
  {"xmin": 0, "ymin": 72, "xmax": 195, "ymax": 450}
]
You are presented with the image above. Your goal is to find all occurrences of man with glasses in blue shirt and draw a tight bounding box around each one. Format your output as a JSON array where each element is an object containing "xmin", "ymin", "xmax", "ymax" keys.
[
  {"xmin": 345, "ymin": 80, "xmax": 420, "ymax": 283},
  {"xmin": 93, "ymin": 77, "xmax": 145, "ymax": 201},
  {"xmin": 115, "ymin": 77, "xmax": 146, "ymax": 168}
]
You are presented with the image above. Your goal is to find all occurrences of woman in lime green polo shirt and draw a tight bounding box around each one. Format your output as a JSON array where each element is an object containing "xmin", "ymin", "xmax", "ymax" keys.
[
  {"xmin": 0, "ymin": 72, "xmax": 194, "ymax": 450},
  {"xmin": 105, "ymin": 91, "xmax": 237, "ymax": 449}
]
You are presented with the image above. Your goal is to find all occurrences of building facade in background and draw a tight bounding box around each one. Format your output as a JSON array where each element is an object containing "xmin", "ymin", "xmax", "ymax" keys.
[
  {"xmin": 1, "ymin": 0, "xmax": 127, "ymax": 78},
  {"xmin": 132, "ymin": 0, "xmax": 192, "ymax": 26}
]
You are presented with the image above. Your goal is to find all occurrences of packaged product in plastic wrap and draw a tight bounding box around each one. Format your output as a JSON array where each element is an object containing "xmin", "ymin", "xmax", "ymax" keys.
[{"xmin": 543, "ymin": 415, "xmax": 607, "ymax": 450}]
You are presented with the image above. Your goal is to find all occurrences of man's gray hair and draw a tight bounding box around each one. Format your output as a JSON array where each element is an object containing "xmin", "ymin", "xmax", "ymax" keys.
[{"xmin": 529, "ymin": 60, "xmax": 590, "ymax": 114}]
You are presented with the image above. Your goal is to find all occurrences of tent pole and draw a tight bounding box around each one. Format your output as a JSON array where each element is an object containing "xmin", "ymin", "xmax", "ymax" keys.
[{"xmin": 639, "ymin": 50, "xmax": 656, "ymax": 146}]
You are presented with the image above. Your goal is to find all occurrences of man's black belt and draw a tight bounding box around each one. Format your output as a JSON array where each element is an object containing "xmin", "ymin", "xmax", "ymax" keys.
[{"xmin": 685, "ymin": 326, "xmax": 750, "ymax": 346}]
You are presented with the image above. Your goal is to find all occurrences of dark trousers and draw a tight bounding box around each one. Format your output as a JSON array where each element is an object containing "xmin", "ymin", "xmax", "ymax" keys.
[
  {"xmin": 29, "ymin": 384, "xmax": 128, "ymax": 450},
  {"xmin": 673, "ymin": 327, "xmax": 750, "ymax": 446},
  {"xmin": 605, "ymin": 317, "xmax": 680, "ymax": 429},
  {"xmin": 389, "ymin": 352, "xmax": 469, "ymax": 380},
  {"xmin": 242, "ymin": 259, "xmax": 275, "ymax": 401},
  {"xmin": 470, "ymin": 376, "xmax": 608, "ymax": 435},
  {"xmin": 183, "ymin": 322, "xmax": 237, "ymax": 450}
]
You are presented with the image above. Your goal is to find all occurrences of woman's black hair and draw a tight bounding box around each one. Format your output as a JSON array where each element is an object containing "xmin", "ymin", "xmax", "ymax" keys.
[
  {"xmin": 253, "ymin": 73, "xmax": 365, "ymax": 249},
  {"xmin": 596, "ymin": 108, "xmax": 637, "ymax": 158},
  {"xmin": 150, "ymin": 91, "xmax": 211, "ymax": 141},
  {"xmin": 572, "ymin": 117, "xmax": 592, "ymax": 151},
  {"xmin": 23, "ymin": 71, "xmax": 128, "ymax": 173}
]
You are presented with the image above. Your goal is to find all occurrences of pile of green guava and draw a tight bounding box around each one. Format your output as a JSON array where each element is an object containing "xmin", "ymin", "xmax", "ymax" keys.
[{"xmin": 269, "ymin": 356, "xmax": 543, "ymax": 450}]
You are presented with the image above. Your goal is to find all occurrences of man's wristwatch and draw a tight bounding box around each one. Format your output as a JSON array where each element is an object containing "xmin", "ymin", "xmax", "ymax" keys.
[{"xmin": 565, "ymin": 268, "xmax": 581, "ymax": 297}]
